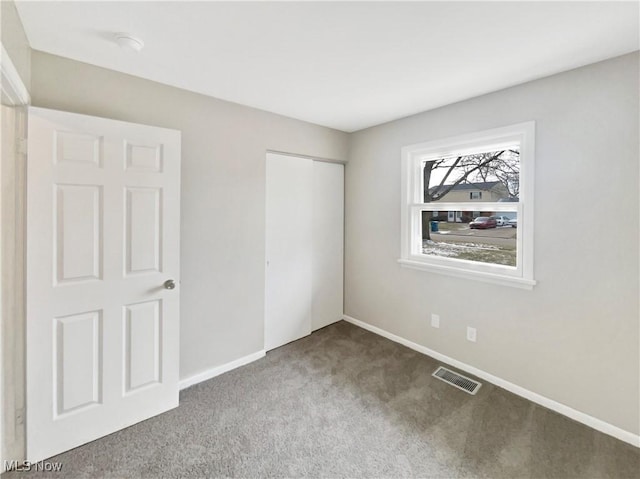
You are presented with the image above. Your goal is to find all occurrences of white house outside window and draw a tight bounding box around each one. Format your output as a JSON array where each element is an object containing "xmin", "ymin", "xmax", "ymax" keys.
[{"xmin": 399, "ymin": 122, "xmax": 536, "ymax": 289}]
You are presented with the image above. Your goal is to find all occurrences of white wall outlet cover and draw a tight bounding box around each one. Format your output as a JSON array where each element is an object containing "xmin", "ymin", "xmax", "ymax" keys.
[
  {"xmin": 431, "ymin": 314, "xmax": 440, "ymax": 328},
  {"xmin": 467, "ymin": 327, "xmax": 477, "ymax": 342}
]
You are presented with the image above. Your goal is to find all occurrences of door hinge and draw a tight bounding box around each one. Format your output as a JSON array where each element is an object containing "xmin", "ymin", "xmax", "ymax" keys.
[{"xmin": 15, "ymin": 407, "xmax": 25, "ymax": 425}]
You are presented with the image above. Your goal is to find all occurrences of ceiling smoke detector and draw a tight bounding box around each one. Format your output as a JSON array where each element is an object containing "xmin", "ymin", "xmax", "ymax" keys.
[{"xmin": 114, "ymin": 33, "xmax": 144, "ymax": 52}]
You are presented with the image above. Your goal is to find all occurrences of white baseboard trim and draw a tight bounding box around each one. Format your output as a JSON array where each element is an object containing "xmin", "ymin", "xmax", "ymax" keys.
[
  {"xmin": 179, "ymin": 350, "xmax": 266, "ymax": 390},
  {"xmin": 343, "ymin": 314, "xmax": 640, "ymax": 448}
]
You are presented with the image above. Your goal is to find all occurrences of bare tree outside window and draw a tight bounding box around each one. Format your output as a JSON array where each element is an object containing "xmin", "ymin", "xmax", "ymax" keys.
[
  {"xmin": 419, "ymin": 149, "xmax": 519, "ymax": 267},
  {"xmin": 422, "ymin": 149, "xmax": 519, "ymax": 240}
]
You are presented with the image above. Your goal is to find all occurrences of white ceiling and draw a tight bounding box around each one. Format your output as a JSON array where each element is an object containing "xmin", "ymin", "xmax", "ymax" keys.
[{"xmin": 15, "ymin": 1, "xmax": 640, "ymax": 132}]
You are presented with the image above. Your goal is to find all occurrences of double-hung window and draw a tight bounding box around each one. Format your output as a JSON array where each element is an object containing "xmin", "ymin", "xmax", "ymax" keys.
[{"xmin": 399, "ymin": 122, "xmax": 536, "ymax": 289}]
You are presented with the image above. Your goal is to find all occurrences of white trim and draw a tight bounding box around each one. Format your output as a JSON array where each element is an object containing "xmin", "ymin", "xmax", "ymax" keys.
[
  {"xmin": 397, "ymin": 259, "xmax": 536, "ymax": 290},
  {"xmin": 265, "ymin": 149, "xmax": 345, "ymax": 165},
  {"xmin": 1, "ymin": 45, "xmax": 30, "ymax": 105},
  {"xmin": 0, "ymin": 44, "xmax": 29, "ymax": 470},
  {"xmin": 342, "ymin": 315, "xmax": 640, "ymax": 448},
  {"xmin": 179, "ymin": 350, "xmax": 266, "ymax": 390}
]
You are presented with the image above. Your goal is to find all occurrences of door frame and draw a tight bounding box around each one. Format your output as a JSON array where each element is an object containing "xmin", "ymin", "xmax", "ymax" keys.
[
  {"xmin": 266, "ymin": 149, "xmax": 345, "ymax": 166},
  {"xmin": 1, "ymin": 42, "xmax": 30, "ymax": 469}
]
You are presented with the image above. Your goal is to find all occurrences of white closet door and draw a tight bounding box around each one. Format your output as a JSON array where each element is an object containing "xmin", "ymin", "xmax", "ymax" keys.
[
  {"xmin": 264, "ymin": 153, "xmax": 313, "ymax": 351},
  {"xmin": 312, "ymin": 162, "xmax": 344, "ymax": 331}
]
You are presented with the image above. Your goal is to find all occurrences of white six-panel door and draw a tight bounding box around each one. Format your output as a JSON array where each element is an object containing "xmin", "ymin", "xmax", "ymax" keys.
[
  {"xmin": 265, "ymin": 154, "xmax": 344, "ymax": 351},
  {"xmin": 26, "ymin": 107, "xmax": 181, "ymax": 461}
]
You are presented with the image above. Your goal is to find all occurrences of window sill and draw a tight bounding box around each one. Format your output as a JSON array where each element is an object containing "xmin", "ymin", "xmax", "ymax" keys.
[{"xmin": 397, "ymin": 258, "xmax": 536, "ymax": 290}]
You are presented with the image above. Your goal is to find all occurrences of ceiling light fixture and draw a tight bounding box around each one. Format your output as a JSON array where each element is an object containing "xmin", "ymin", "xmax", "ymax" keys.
[{"xmin": 114, "ymin": 33, "xmax": 144, "ymax": 52}]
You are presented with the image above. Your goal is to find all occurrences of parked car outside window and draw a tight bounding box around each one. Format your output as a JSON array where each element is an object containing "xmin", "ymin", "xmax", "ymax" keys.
[
  {"xmin": 494, "ymin": 215, "xmax": 511, "ymax": 226},
  {"xmin": 469, "ymin": 216, "xmax": 497, "ymax": 229},
  {"xmin": 508, "ymin": 218, "xmax": 518, "ymax": 228}
]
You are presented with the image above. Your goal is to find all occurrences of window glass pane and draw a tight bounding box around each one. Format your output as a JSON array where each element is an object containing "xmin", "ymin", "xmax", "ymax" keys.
[
  {"xmin": 423, "ymin": 148, "xmax": 519, "ymax": 203},
  {"xmin": 421, "ymin": 210, "xmax": 517, "ymax": 267}
]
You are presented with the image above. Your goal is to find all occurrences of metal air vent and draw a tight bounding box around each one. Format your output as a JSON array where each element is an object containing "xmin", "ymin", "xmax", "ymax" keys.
[{"xmin": 432, "ymin": 366, "xmax": 481, "ymax": 395}]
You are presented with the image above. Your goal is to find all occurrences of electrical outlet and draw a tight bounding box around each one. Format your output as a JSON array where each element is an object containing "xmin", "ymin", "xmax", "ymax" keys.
[
  {"xmin": 466, "ymin": 327, "xmax": 477, "ymax": 342},
  {"xmin": 431, "ymin": 314, "xmax": 440, "ymax": 328}
]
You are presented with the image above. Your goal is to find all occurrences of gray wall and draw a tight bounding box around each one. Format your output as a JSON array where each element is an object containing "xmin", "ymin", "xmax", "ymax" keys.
[
  {"xmin": 345, "ymin": 52, "xmax": 639, "ymax": 435},
  {"xmin": 1, "ymin": 0, "xmax": 31, "ymax": 90},
  {"xmin": 30, "ymin": 51, "xmax": 349, "ymax": 381}
]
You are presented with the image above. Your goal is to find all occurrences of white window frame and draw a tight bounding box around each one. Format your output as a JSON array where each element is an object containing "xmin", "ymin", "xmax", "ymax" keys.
[{"xmin": 399, "ymin": 122, "xmax": 536, "ymax": 289}]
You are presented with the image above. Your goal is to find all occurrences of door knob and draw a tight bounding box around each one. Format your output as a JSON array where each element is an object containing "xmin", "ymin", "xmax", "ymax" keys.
[{"xmin": 164, "ymin": 279, "xmax": 176, "ymax": 290}]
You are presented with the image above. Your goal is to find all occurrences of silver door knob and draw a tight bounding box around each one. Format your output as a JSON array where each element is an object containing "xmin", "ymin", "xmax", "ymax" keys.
[{"xmin": 164, "ymin": 279, "xmax": 176, "ymax": 290}]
